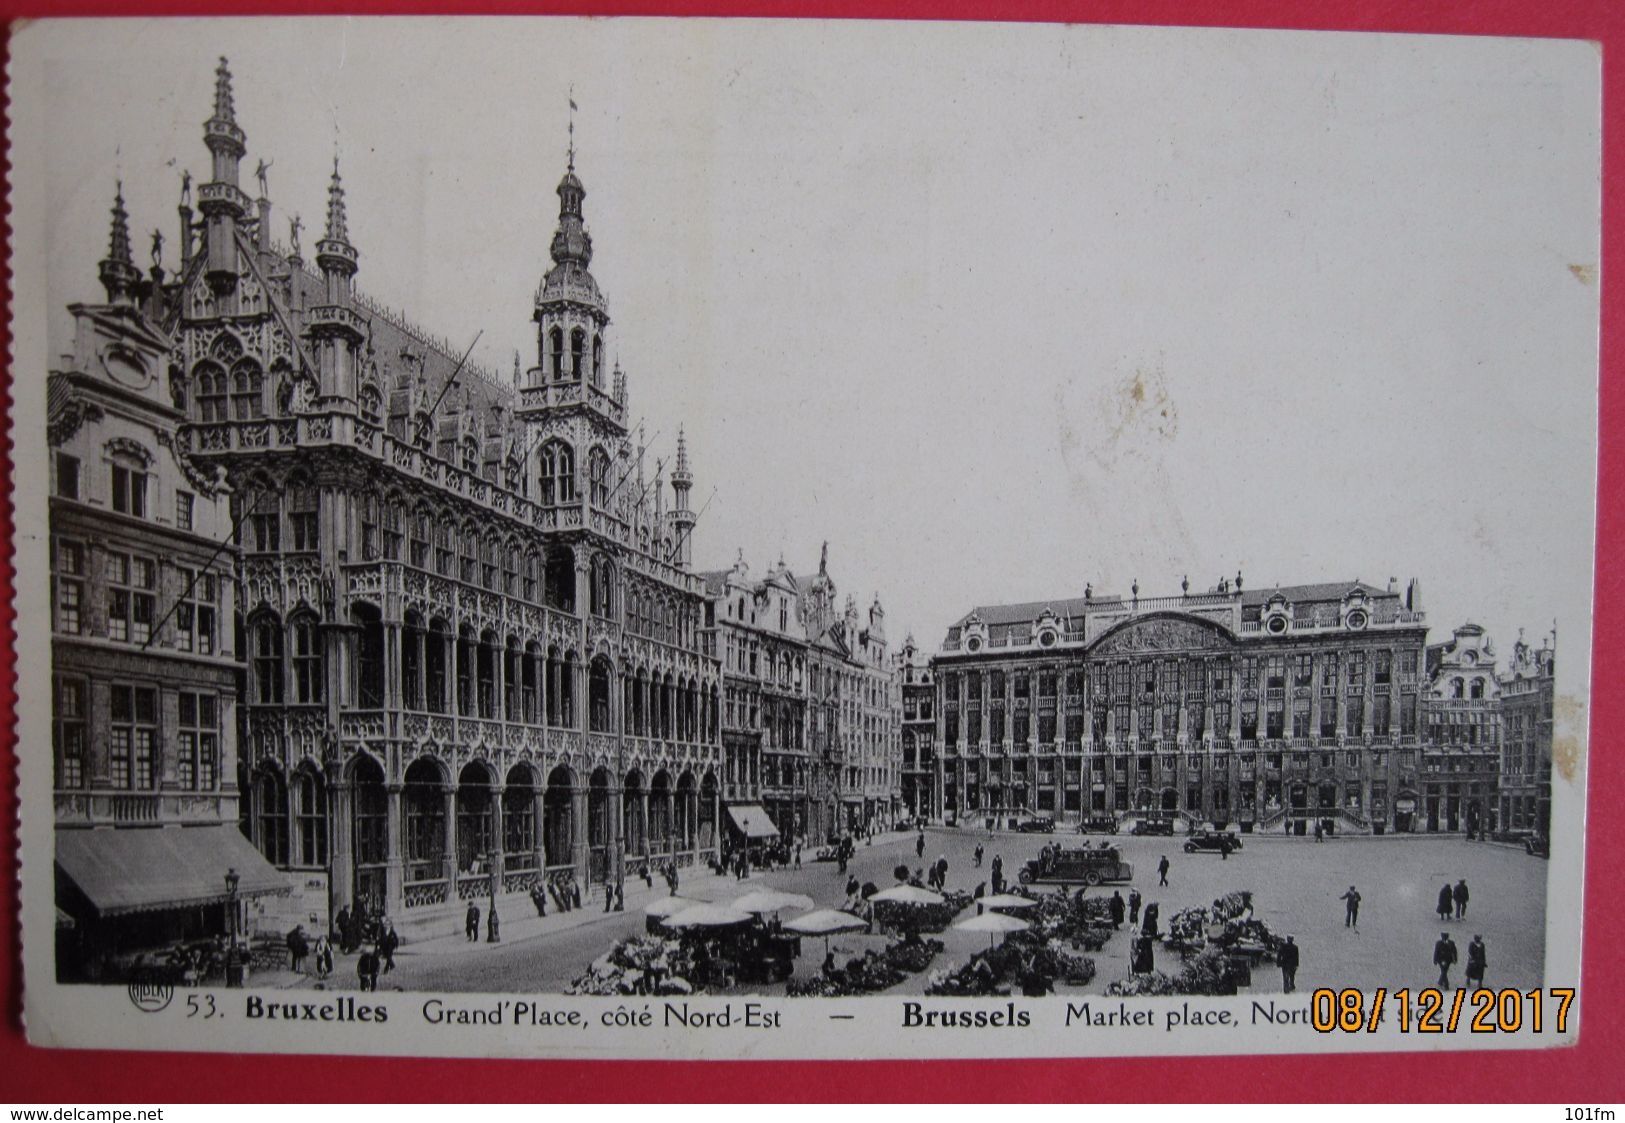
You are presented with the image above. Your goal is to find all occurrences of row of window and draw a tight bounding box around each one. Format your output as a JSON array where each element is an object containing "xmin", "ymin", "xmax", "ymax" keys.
[
  {"xmin": 52, "ymin": 676, "xmax": 220, "ymax": 791},
  {"xmin": 56, "ymin": 453, "xmax": 196, "ymax": 530},
  {"xmin": 52, "ymin": 538, "xmax": 220, "ymax": 653}
]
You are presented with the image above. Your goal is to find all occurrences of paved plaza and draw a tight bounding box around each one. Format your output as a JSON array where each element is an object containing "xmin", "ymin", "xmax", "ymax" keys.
[{"xmin": 287, "ymin": 827, "xmax": 1549, "ymax": 998}]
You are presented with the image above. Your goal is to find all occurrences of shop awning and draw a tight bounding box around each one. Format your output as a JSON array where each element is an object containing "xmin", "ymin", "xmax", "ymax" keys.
[
  {"xmin": 725, "ymin": 805, "xmax": 781, "ymax": 840},
  {"xmin": 57, "ymin": 825, "xmax": 291, "ymax": 917}
]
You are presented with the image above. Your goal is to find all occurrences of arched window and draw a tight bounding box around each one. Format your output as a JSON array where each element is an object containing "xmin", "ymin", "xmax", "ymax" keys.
[
  {"xmin": 481, "ymin": 534, "xmax": 499, "ymax": 589},
  {"xmin": 288, "ymin": 480, "xmax": 319, "ymax": 552},
  {"xmin": 588, "ymin": 447, "xmax": 611, "ymax": 508},
  {"xmin": 592, "ymin": 334, "xmax": 604, "ymax": 387},
  {"xmin": 294, "ymin": 768, "xmax": 327, "ymax": 867},
  {"xmin": 410, "ymin": 508, "xmax": 431, "ymax": 568},
  {"xmin": 254, "ymin": 766, "xmax": 289, "ymax": 866},
  {"xmin": 251, "ymin": 615, "xmax": 284, "ymax": 704},
  {"xmin": 194, "ymin": 361, "xmax": 227, "ymax": 422},
  {"xmin": 1450, "ymin": 677, "xmax": 1465, "ymax": 699},
  {"xmin": 549, "ymin": 327, "xmax": 565, "ymax": 380},
  {"xmin": 570, "ymin": 329, "xmax": 585, "ymax": 379},
  {"xmin": 461, "ymin": 437, "xmax": 478, "ymax": 475},
  {"xmin": 433, "ymin": 515, "xmax": 454, "ymax": 576},
  {"xmin": 540, "ymin": 440, "xmax": 575, "ymax": 505},
  {"xmin": 460, "ymin": 526, "xmax": 479, "ymax": 584},
  {"xmin": 231, "ymin": 359, "xmax": 265, "ymax": 420},
  {"xmin": 290, "ymin": 615, "xmax": 323, "ymax": 704},
  {"xmin": 1469, "ymin": 678, "xmax": 1485, "ymax": 700},
  {"xmin": 381, "ymin": 498, "xmax": 404, "ymax": 561},
  {"xmin": 505, "ymin": 544, "xmax": 521, "ymax": 596}
]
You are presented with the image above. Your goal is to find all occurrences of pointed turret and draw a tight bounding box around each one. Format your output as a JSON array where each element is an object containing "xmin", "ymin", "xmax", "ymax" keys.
[
  {"xmin": 98, "ymin": 183, "xmax": 141, "ymax": 307},
  {"xmin": 199, "ymin": 56, "xmax": 249, "ymax": 294},
  {"xmin": 668, "ymin": 426, "xmax": 695, "ymax": 570},
  {"xmin": 306, "ymin": 155, "xmax": 364, "ymax": 406}
]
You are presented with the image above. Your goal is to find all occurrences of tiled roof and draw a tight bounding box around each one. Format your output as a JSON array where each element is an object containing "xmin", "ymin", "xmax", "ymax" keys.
[{"xmin": 1241, "ymin": 581, "xmax": 1392, "ymax": 606}]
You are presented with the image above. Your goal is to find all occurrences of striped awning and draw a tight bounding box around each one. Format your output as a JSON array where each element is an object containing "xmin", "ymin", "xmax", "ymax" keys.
[{"xmin": 725, "ymin": 805, "xmax": 781, "ymax": 839}]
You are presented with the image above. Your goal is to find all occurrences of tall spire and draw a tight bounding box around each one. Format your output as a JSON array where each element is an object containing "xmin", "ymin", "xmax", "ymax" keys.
[
  {"xmin": 99, "ymin": 182, "xmax": 140, "ymax": 306},
  {"xmin": 673, "ymin": 425, "xmax": 691, "ymax": 482},
  {"xmin": 325, "ymin": 156, "xmax": 350, "ymax": 244},
  {"xmin": 567, "ymin": 86, "xmax": 577, "ymax": 172},
  {"xmin": 212, "ymin": 55, "xmax": 236, "ymax": 123}
]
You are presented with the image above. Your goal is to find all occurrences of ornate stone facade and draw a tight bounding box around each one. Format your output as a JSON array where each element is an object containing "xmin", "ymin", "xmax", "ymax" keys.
[
  {"xmin": 68, "ymin": 59, "xmax": 724, "ymax": 932},
  {"xmin": 934, "ymin": 576, "xmax": 1432, "ymax": 834}
]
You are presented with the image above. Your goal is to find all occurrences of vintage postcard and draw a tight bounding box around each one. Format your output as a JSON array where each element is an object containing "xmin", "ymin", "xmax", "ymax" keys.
[{"xmin": 7, "ymin": 17, "xmax": 1600, "ymax": 1059}]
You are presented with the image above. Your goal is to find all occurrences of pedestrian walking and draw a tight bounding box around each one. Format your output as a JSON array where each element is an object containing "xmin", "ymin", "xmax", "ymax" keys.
[
  {"xmin": 1279, "ymin": 935, "xmax": 1300, "ymax": 992},
  {"xmin": 334, "ymin": 905, "xmax": 352, "ymax": 954},
  {"xmin": 1220, "ymin": 838, "xmax": 1232, "ymax": 860},
  {"xmin": 379, "ymin": 921, "xmax": 398, "ymax": 973},
  {"xmin": 990, "ymin": 855, "xmax": 1004, "ymax": 894},
  {"xmin": 357, "ymin": 946, "xmax": 380, "ymax": 992},
  {"xmin": 1314, "ymin": 819, "xmax": 1324, "ymax": 843},
  {"xmin": 1341, "ymin": 885, "xmax": 1361, "ymax": 929},
  {"xmin": 1109, "ymin": 890, "xmax": 1125, "ymax": 929},
  {"xmin": 973, "ymin": 843, "xmax": 984, "ymax": 868},
  {"xmin": 1142, "ymin": 902, "xmax": 1159, "ymax": 938},
  {"xmin": 916, "ymin": 832, "xmax": 926, "ymax": 860},
  {"xmin": 530, "ymin": 885, "xmax": 547, "ymax": 917},
  {"xmin": 794, "ymin": 843, "xmax": 802, "ymax": 869},
  {"xmin": 486, "ymin": 904, "xmax": 501, "ymax": 944},
  {"xmin": 1157, "ymin": 855, "xmax": 1170, "ymax": 887},
  {"xmin": 1434, "ymin": 931, "xmax": 1458, "ymax": 988},
  {"xmin": 285, "ymin": 925, "xmax": 309, "ymax": 973},
  {"xmin": 1131, "ymin": 930, "xmax": 1155, "ymax": 974},
  {"xmin": 465, "ymin": 902, "xmax": 481, "ymax": 942},
  {"xmin": 1437, "ymin": 883, "xmax": 1455, "ymax": 922},
  {"xmin": 313, "ymin": 935, "xmax": 333, "ymax": 980},
  {"xmin": 1466, "ymin": 935, "xmax": 1487, "ymax": 990},
  {"xmin": 1453, "ymin": 879, "xmax": 1469, "ymax": 920},
  {"xmin": 935, "ymin": 855, "xmax": 948, "ymax": 890},
  {"xmin": 1128, "ymin": 888, "xmax": 1142, "ymax": 925}
]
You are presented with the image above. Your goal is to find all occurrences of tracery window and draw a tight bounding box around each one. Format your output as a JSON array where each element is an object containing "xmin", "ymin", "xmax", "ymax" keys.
[{"xmin": 540, "ymin": 441, "xmax": 575, "ymax": 505}]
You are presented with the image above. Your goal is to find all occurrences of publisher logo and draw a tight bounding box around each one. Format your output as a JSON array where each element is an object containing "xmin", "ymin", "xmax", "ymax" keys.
[{"xmin": 127, "ymin": 980, "xmax": 174, "ymax": 1013}]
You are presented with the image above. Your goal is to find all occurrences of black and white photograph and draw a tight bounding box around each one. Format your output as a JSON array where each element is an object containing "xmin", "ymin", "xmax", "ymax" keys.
[{"xmin": 8, "ymin": 17, "xmax": 1599, "ymax": 1059}]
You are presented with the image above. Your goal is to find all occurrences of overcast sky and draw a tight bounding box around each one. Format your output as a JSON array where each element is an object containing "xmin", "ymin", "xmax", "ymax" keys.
[{"xmin": 34, "ymin": 18, "xmax": 1600, "ymax": 683}]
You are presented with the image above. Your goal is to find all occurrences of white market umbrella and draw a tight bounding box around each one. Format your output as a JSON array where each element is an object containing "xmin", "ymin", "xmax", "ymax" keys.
[
  {"xmin": 954, "ymin": 910, "xmax": 1030, "ymax": 951},
  {"xmin": 662, "ymin": 903, "xmax": 756, "ymax": 930},
  {"xmin": 870, "ymin": 885, "xmax": 945, "ymax": 906},
  {"xmin": 644, "ymin": 895, "xmax": 701, "ymax": 919},
  {"xmin": 784, "ymin": 908, "xmax": 869, "ymax": 956},
  {"xmin": 981, "ymin": 894, "xmax": 1038, "ymax": 911},
  {"xmin": 732, "ymin": 889, "xmax": 816, "ymax": 915}
]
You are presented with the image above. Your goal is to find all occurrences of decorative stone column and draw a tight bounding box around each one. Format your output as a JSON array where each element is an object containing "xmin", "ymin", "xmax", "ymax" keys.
[
  {"xmin": 383, "ymin": 781, "xmax": 404, "ymax": 915},
  {"xmin": 441, "ymin": 783, "xmax": 458, "ymax": 892},
  {"xmin": 329, "ymin": 774, "xmax": 355, "ymax": 923},
  {"xmin": 489, "ymin": 783, "xmax": 506, "ymax": 898}
]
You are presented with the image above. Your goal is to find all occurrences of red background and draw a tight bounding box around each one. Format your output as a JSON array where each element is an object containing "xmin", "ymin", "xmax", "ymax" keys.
[{"xmin": 1, "ymin": 0, "xmax": 1620, "ymax": 1102}]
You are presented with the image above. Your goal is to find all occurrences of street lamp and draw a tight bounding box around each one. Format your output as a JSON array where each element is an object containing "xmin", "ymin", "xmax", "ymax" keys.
[{"xmin": 224, "ymin": 867, "xmax": 242, "ymax": 988}]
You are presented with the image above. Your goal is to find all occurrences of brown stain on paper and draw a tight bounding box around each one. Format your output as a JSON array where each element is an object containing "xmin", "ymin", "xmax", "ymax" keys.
[
  {"xmin": 1552, "ymin": 693, "xmax": 1587, "ymax": 784},
  {"xmin": 1567, "ymin": 263, "xmax": 1597, "ymax": 286}
]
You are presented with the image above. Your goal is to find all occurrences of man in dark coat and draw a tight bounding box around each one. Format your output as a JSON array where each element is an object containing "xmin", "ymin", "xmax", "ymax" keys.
[
  {"xmin": 378, "ymin": 921, "xmax": 399, "ymax": 974},
  {"xmin": 357, "ymin": 946, "xmax": 380, "ymax": 992},
  {"xmin": 334, "ymin": 905, "xmax": 352, "ymax": 954},
  {"xmin": 1434, "ymin": 931, "xmax": 1459, "ymax": 988},
  {"xmin": 465, "ymin": 902, "xmax": 481, "ymax": 942},
  {"xmin": 1465, "ymin": 935, "xmax": 1487, "ymax": 989},
  {"xmin": 1453, "ymin": 879, "xmax": 1470, "ymax": 920},
  {"xmin": 1278, "ymin": 935, "xmax": 1300, "ymax": 993},
  {"xmin": 1142, "ymin": 902, "xmax": 1159, "ymax": 938},
  {"xmin": 916, "ymin": 832, "xmax": 926, "ymax": 860},
  {"xmin": 1158, "ymin": 855, "xmax": 1170, "ymax": 887},
  {"xmin": 1437, "ymin": 883, "xmax": 1455, "ymax": 922},
  {"xmin": 1131, "ymin": 933, "xmax": 1155, "ymax": 974},
  {"xmin": 1109, "ymin": 890, "xmax": 1126, "ymax": 929},
  {"xmin": 1128, "ymin": 888, "xmax": 1142, "ymax": 924},
  {"xmin": 529, "ymin": 885, "xmax": 547, "ymax": 917},
  {"xmin": 990, "ymin": 855, "xmax": 1005, "ymax": 894},
  {"xmin": 1341, "ymin": 885, "xmax": 1361, "ymax": 929}
]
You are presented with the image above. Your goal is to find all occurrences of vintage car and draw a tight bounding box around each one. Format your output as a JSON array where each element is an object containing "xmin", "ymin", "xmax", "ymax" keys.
[
  {"xmin": 1183, "ymin": 829, "xmax": 1243, "ymax": 854},
  {"xmin": 1130, "ymin": 817, "xmax": 1176, "ymax": 836},
  {"xmin": 1015, "ymin": 817, "xmax": 1056, "ymax": 833},
  {"xmin": 1017, "ymin": 844, "xmax": 1134, "ymax": 886},
  {"xmin": 1077, "ymin": 815, "xmax": 1120, "ymax": 835}
]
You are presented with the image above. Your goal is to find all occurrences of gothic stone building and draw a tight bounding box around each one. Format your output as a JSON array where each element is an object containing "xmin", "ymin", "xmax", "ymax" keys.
[
  {"xmin": 896, "ymin": 634, "xmax": 936, "ymax": 822},
  {"xmin": 1498, "ymin": 629, "xmax": 1555, "ymax": 837},
  {"xmin": 703, "ymin": 553, "xmax": 810, "ymax": 845},
  {"xmin": 934, "ymin": 577, "xmax": 1430, "ymax": 834},
  {"xmin": 1422, "ymin": 622, "xmax": 1503, "ymax": 835},
  {"xmin": 68, "ymin": 58, "xmax": 724, "ymax": 935},
  {"xmin": 48, "ymin": 188, "xmax": 289, "ymax": 975}
]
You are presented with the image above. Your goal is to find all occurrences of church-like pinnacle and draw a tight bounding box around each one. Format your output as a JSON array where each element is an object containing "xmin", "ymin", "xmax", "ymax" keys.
[
  {"xmin": 98, "ymin": 181, "xmax": 140, "ymax": 305},
  {"xmin": 325, "ymin": 156, "xmax": 350, "ymax": 244},
  {"xmin": 107, "ymin": 183, "xmax": 133, "ymax": 265},
  {"xmin": 673, "ymin": 426, "xmax": 691, "ymax": 480},
  {"xmin": 212, "ymin": 56, "xmax": 235, "ymax": 124}
]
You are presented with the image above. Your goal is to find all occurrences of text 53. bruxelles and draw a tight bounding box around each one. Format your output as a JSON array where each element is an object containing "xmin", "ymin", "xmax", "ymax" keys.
[{"xmin": 1311, "ymin": 987, "xmax": 1574, "ymax": 1033}]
